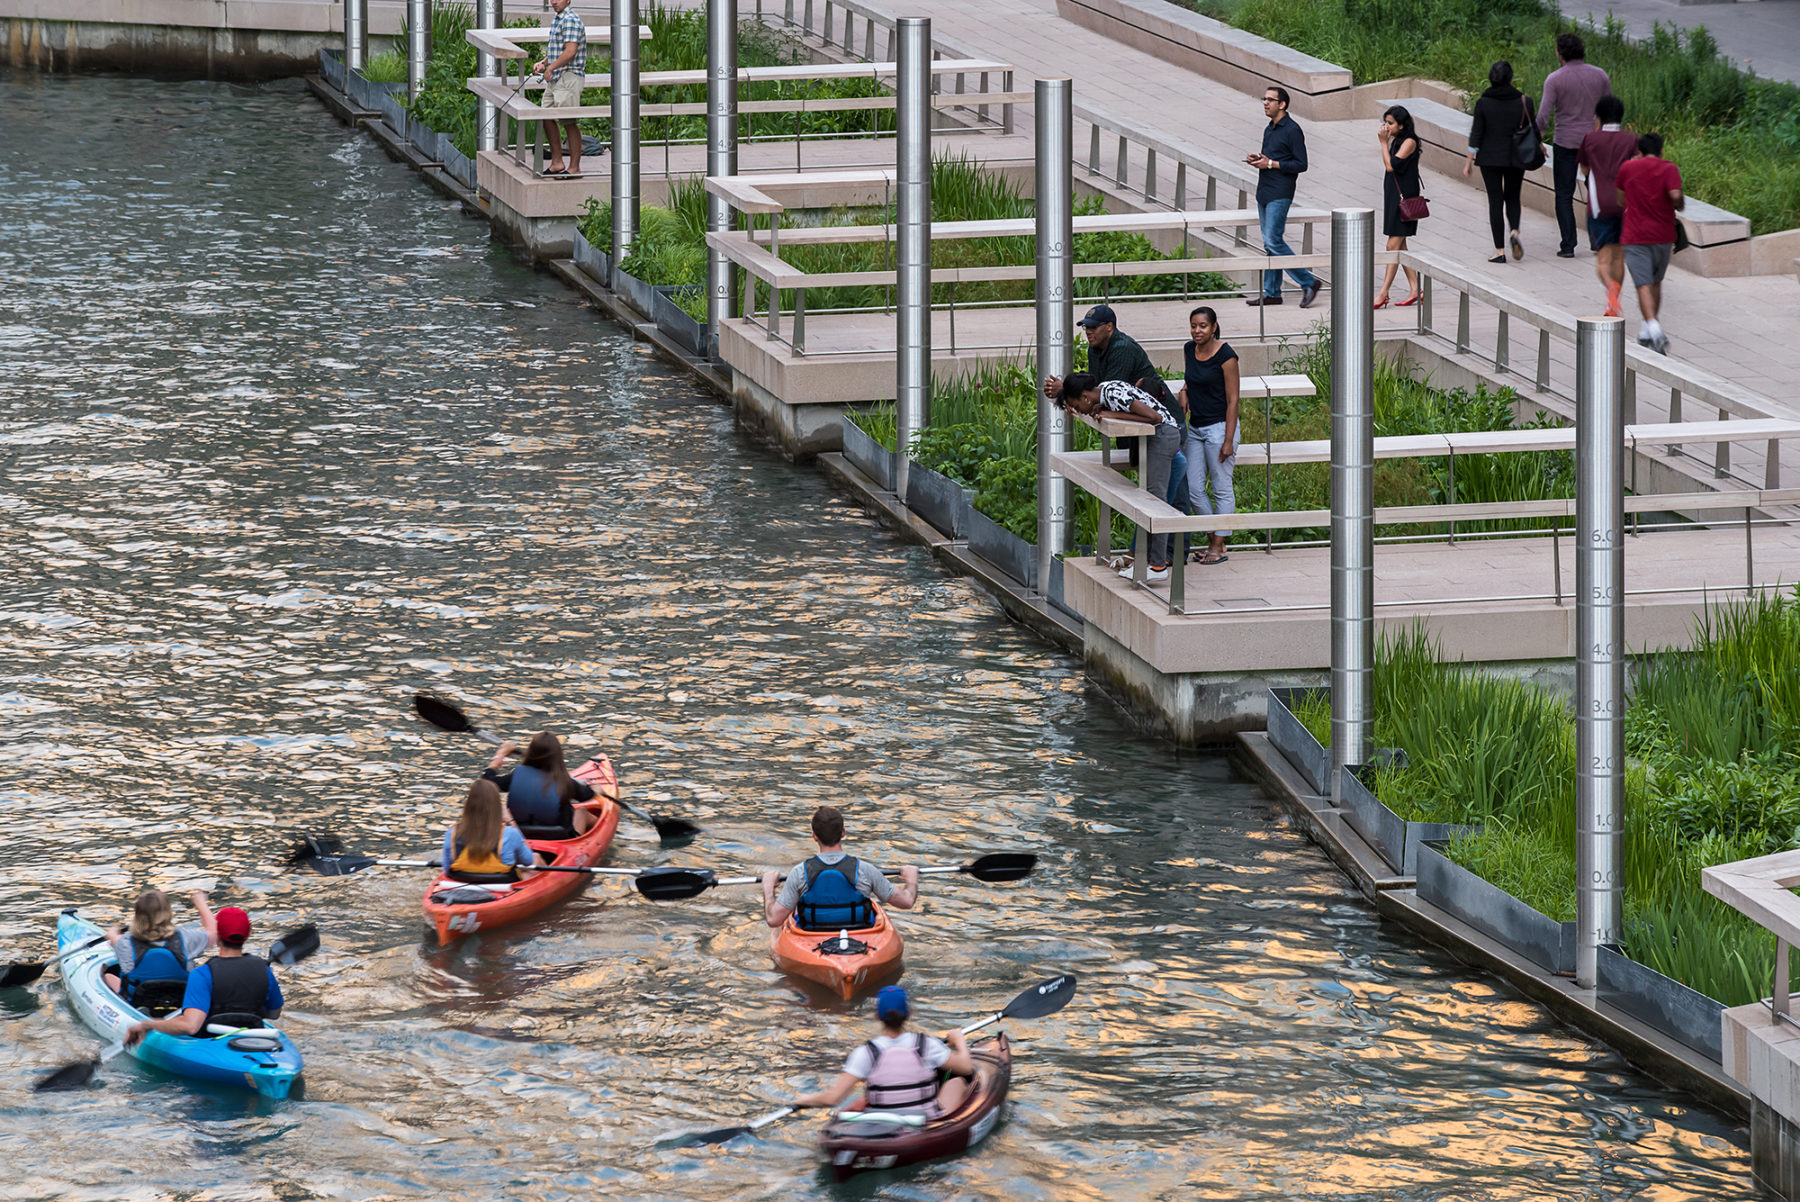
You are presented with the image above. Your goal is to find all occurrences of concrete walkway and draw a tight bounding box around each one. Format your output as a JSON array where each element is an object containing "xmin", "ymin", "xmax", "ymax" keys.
[
  {"xmin": 880, "ymin": 0, "xmax": 1800, "ymax": 417},
  {"xmin": 1566, "ymin": 0, "xmax": 1800, "ymax": 87}
]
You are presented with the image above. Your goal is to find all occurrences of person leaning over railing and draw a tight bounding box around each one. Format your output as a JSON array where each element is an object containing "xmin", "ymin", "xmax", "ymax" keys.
[
  {"xmin": 1042, "ymin": 303, "xmax": 1183, "ymax": 502},
  {"xmin": 533, "ymin": 0, "xmax": 588, "ymax": 178},
  {"xmin": 1056, "ymin": 373, "xmax": 1181, "ymax": 584}
]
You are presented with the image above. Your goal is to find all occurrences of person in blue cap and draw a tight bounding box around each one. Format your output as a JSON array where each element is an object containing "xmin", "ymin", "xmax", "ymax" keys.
[{"xmin": 791, "ymin": 985, "xmax": 975, "ymax": 1118}]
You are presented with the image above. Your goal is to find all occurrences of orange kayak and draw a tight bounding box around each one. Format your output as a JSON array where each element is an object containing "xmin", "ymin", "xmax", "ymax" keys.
[
  {"xmin": 771, "ymin": 902, "xmax": 904, "ymax": 1001},
  {"xmin": 423, "ymin": 755, "xmax": 620, "ymax": 946}
]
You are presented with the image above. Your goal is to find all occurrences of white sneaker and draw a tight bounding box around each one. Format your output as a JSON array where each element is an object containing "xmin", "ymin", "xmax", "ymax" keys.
[
  {"xmin": 1636, "ymin": 330, "xmax": 1654, "ymax": 347},
  {"xmin": 1145, "ymin": 565, "xmax": 1170, "ymax": 583},
  {"xmin": 1652, "ymin": 332, "xmax": 1670, "ymax": 355},
  {"xmin": 1116, "ymin": 563, "xmax": 1135, "ymax": 578}
]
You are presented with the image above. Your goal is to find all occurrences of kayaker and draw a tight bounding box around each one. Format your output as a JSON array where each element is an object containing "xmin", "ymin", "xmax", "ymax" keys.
[
  {"xmin": 124, "ymin": 907, "xmax": 284, "ymax": 1043},
  {"xmin": 484, "ymin": 731, "xmax": 599, "ymax": 836},
  {"xmin": 102, "ymin": 887, "xmax": 217, "ymax": 1010},
  {"xmin": 442, "ymin": 778, "xmax": 541, "ymax": 882},
  {"xmin": 761, "ymin": 806, "xmax": 919, "ymax": 932},
  {"xmin": 792, "ymin": 985, "xmax": 974, "ymax": 1117}
]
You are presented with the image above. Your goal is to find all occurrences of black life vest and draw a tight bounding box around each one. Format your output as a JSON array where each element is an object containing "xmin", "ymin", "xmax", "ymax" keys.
[
  {"xmin": 795, "ymin": 855, "xmax": 874, "ymax": 931},
  {"xmin": 204, "ymin": 954, "xmax": 273, "ymax": 1023},
  {"xmin": 122, "ymin": 933, "xmax": 189, "ymax": 1013}
]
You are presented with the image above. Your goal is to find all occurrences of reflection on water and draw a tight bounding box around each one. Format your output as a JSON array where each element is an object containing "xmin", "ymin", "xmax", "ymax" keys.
[{"xmin": 0, "ymin": 70, "xmax": 1757, "ymax": 1200}]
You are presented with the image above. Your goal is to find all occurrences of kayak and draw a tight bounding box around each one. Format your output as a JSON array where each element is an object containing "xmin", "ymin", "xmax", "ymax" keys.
[
  {"xmin": 770, "ymin": 903, "xmax": 904, "ymax": 1001},
  {"xmin": 423, "ymin": 754, "xmax": 620, "ymax": 946},
  {"xmin": 819, "ymin": 1033, "xmax": 1012, "ymax": 1180},
  {"xmin": 55, "ymin": 912, "xmax": 303, "ymax": 1100}
]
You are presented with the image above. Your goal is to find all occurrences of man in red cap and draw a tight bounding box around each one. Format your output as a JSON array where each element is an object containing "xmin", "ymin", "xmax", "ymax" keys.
[{"xmin": 126, "ymin": 906, "xmax": 285, "ymax": 1043}]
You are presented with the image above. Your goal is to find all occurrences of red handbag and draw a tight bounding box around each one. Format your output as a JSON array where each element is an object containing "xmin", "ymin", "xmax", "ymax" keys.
[{"xmin": 1398, "ymin": 192, "xmax": 1430, "ymax": 222}]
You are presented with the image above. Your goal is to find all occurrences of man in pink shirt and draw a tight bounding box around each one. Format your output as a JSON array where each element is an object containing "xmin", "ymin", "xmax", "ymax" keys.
[
  {"xmin": 1577, "ymin": 95, "xmax": 1636, "ymax": 317},
  {"xmin": 1539, "ymin": 33, "xmax": 1612, "ymax": 258},
  {"xmin": 1613, "ymin": 133, "xmax": 1685, "ymax": 355}
]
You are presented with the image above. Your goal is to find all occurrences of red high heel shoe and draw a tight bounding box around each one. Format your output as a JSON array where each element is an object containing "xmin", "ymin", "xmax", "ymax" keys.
[
  {"xmin": 1394, "ymin": 292, "xmax": 1422, "ymax": 308},
  {"xmin": 1373, "ymin": 295, "xmax": 1391, "ymax": 310}
]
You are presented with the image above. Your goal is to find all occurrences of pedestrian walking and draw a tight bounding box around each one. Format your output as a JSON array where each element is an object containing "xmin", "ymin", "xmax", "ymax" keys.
[
  {"xmin": 1177, "ymin": 306, "xmax": 1239, "ymax": 566},
  {"xmin": 534, "ymin": 0, "xmax": 588, "ymax": 177},
  {"xmin": 1464, "ymin": 61, "xmax": 1539, "ymax": 264},
  {"xmin": 1613, "ymin": 132, "xmax": 1684, "ymax": 354},
  {"xmin": 1245, "ymin": 86, "xmax": 1320, "ymax": 308},
  {"xmin": 1375, "ymin": 105, "xmax": 1423, "ymax": 308},
  {"xmin": 1577, "ymin": 95, "xmax": 1637, "ymax": 317},
  {"xmin": 1538, "ymin": 33, "xmax": 1612, "ymax": 259}
]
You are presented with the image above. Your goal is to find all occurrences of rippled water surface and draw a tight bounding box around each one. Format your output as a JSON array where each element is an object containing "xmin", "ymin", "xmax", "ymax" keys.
[{"xmin": 0, "ymin": 71, "xmax": 1760, "ymax": 1200}]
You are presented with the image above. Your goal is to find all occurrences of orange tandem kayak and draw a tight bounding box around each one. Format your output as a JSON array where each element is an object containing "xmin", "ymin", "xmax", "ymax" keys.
[
  {"xmin": 423, "ymin": 754, "xmax": 620, "ymax": 945},
  {"xmin": 771, "ymin": 902, "xmax": 904, "ymax": 1001}
]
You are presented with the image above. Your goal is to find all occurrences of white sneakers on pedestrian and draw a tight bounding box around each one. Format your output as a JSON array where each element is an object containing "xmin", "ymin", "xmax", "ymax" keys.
[
  {"xmin": 1118, "ymin": 564, "xmax": 1170, "ymax": 583},
  {"xmin": 1638, "ymin": 320, "xmax": 1670, "ymax": 356}
]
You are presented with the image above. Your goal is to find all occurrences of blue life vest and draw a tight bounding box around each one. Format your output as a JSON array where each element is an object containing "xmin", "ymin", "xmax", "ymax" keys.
[
  {"xmin": 796, "ymin": 855, "xmax": 874, "ymax": 931},
  {"xmin": 506, "ymin": 764, "xmax": 566, "ymax": 828},
  {"xmin": 123, "ymin": 933, "xmax": 189, "ymax": 1014}
]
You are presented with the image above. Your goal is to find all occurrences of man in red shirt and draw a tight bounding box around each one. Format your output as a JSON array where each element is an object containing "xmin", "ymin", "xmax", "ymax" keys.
[
  {"xmin": 1613, "ymin": 132, "xmax": 1684, "ymax": 355},
  {"xmin": 1577, "ymin": 95, "xmax": 1636, "ymax": 317}
]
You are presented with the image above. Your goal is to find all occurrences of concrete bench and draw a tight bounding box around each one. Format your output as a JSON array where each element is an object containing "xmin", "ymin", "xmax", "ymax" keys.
[{"xmin": 1054, "ymin": 0, "xmax": 1351, "ymax": 119}]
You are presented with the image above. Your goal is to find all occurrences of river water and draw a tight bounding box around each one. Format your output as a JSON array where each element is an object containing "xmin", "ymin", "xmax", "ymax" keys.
[{"xmin": 0, "ymin": 70, "xmax": 1759, "ymax": 1200}]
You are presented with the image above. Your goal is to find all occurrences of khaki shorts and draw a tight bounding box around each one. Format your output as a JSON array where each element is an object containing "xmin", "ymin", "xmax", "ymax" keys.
[{"xmin": 545, "ymin": 72, "xmax": 583, "ymax": 110}]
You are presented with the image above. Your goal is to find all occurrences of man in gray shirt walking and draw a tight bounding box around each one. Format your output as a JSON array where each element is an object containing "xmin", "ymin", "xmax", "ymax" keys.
[{"xmin": 1539, "ymin": 32, "xmax": 1612, "ymax": 258}]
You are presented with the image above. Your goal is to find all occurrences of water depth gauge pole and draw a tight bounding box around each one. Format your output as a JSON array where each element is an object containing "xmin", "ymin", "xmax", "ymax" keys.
[
  {"xmin": 612, "ymin": 0, "xmax": 642, "ymax": 264},
  {"xmin": 345, "ymin": 0, "xmax": 369, "ymax": 72},
  {"xmin": 406, "ymin": 0, "xmax": 432, "ymax": 104},
  {"xmin": 475, "ymin": 0, "xmax": 503, "ymax": 153},
  {"xmin": 894, "ymin": 17, "xmax": 931, "ymax": 500},
  {"xmin": 1329, "ymin": 208, "xmax": 1374, "ymax": 804},
  {"xmin": 1034, "ymin": 77, "xmax": 1073, "ymax": 591},
  {"xmin": 706, "ymin": 0, "xmax": 738, "ymax": 359},
  {"xmin": 1575, "ymin": 315, "xmax": 1626, "ymax": 988}
]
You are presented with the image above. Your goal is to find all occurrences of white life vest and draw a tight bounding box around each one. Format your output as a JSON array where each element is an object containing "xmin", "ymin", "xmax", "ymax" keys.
[{"xmin": 863, "ymin": 1033, "xmax": 939, "ymax": 1113}]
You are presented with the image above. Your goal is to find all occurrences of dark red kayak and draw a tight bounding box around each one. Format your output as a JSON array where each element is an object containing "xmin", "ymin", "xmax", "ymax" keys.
[{"xmin": 817, "ymin": 1033, "xmax": 1011, "ymax": 1181}]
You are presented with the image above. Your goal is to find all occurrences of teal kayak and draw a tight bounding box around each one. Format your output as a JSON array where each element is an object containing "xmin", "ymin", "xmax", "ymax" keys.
[{"xmin": 56, "ymin": 912, "xmax": 303, "ymax": 1099}]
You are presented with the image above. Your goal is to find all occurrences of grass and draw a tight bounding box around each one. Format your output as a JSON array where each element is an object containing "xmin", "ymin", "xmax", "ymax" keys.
[
  {"xmin": 1344, "ymin": 593, "xmax": 1800, "ymax": 1006},
  {"xmin": 1180, "ymin": 0, "xmax": 1800, "ymax": 233}
]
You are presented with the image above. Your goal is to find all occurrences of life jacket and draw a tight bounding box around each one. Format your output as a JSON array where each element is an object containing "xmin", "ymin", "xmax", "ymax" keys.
[
  {"xmin": 448, "ymin": 832, "xmax": 520, "ymax": 884},
  {"xmin": 203, "ymin": 954, "xmax": 273, "ymax": 1024},
  {"xmin": 795, "ymin": 855, "xmax": 874, "ymax": 932},
  {"xmin": 506, "ymin": 764, "xmax": 568, "ymax": 830},
  {"xmin": 122, "ymin": 933, "xmax": 189, "ymax": 1014},
  {"xmin": 863, "ymin": 1033, "xmax": 940, "ymax": 1113}
]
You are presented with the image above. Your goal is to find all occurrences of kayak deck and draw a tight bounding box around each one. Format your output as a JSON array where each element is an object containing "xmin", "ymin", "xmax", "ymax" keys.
[{"xmin": 771, "ymin": 903, "xmax": 904, "ymax": 1002}]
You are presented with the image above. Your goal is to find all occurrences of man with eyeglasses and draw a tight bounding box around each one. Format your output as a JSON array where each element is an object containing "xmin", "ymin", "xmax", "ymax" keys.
[{"xmin": 1245, "ymin": 87, "xmax": 1320, "ymax": 309}]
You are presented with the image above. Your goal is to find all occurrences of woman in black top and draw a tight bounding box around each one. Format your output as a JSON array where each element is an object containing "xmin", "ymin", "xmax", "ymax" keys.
[
  {"xmin": 1463, "ymin": 60, "xmax": 1539, "ymax": 263},
  {"xmin": 1377, "ymin": 106, "xmax": 1423, "ymax": 308},
  {"xmin": 1177, "ymin": 306, "xmax": 1239, "ymax": 566}
]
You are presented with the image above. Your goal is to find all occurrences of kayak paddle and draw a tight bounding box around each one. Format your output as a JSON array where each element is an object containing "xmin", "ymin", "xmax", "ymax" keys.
[
  {"xmin": 33, "ymin": 922, "xmax": 325, "ymax": 1091},
  {"xmin": 413, "ymin": 693, "xmax": 700, "ymax": 842},
  {"xmin": 286, "ymin": 835, "xmax": 648, "ymax": 880},
  {"xmin": 1, "ymin": 935, "xmax": 109, "ymax": 990},
  {"xmin": 658, "ymin": 972, "xmax": 1079, "ymax": 1148},
  {"xmin": 634, "ymin": 853, "xmax": 1039, "ymax": 902}
]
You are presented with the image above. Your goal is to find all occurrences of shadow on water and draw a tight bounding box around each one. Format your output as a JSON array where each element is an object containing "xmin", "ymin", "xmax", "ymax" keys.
[{"xmin": 0, "ymin": 67, "xmax": 1761, "ymax": 1200}]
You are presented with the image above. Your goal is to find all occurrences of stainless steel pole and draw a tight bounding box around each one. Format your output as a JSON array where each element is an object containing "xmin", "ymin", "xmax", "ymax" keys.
[
  {"xmin": 706, "ymin": 0, "xmax": 739, "ymax": 360},
  {"xmin": 406, "ymin": 0, "xmax": 432, "ymax": 104},
  {"xmin": 612, "ymin": 0, "xmax": 642, "ymax": 264},
  {"xmin": 345, "ymin": 0, "xmax": 369, "ymax": 73},
  {"xmin": 1035, "ymin": 78, "xmax": 1073, "ymax": 591},
  {"xmin": 475, "ymin": 0, "xmax": 502, "ymax": 153},
  {"xmin": 894, "ymin": 17, "xmax": 931, "ymax": 500},
  {"xmin": 1576, "ymin": 315, "xmax": 1626, "ymax": 989},
  {"xmin": 1329, "ymin": 208, "xmax": 1375, "ymax": 803}
]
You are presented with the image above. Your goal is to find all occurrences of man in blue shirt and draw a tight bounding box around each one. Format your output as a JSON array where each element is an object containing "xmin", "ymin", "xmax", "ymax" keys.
[
  {"xmin": 1245, "ymin": 87, "xmax": 1320, "ymax": 309},
  {"xmin": 125, "ymin": 907, "xmax": 284, "ymax": 1042}
]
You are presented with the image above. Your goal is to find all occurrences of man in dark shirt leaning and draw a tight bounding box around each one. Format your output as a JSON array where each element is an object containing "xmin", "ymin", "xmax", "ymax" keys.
[
  {"xmin": 1245, "ymin": 86, "xmax": 1320, "ymax": 309},
  {"xmin": 1042, "ymin": 303, "xmax": 1180, "ymax": 467}
]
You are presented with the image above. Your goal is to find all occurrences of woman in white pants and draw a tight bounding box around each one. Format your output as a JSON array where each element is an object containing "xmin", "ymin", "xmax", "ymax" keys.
[{"xmin": 1178, "ymin": 306, "xmax": 1240, "ymax": 565}]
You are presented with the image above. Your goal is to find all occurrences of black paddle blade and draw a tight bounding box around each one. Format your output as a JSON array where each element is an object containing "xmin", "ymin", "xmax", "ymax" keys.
[
  {"xmin": 656, "ymin": 1125, "xmax": 750, "ymax": 1149},
  {"xmin": 269, "ymin": 924, "xmax": 321, "ymax": 966},
  {"xmin": 34, "ymin": 1058, "xmax": 98, "ymax": 1092},
  {"xmin": 283, "ymin": 833, "xmax": 345, "ymax": 867},
  {"xmin": 413, "ymin": 693, "xmax": 474, "ymax": 734},
  {"xmin": 0, "ymin": 962, "xmax": 48, "ymax": 989},
  {"xmin": 649, "ymin": 814, "xmax": 703, "ymax": 842},
  {"xmin": 299, "ymin": 854, "xmax": 379, "ymax": 877},
  {"xmin": 965, "ymin": 853, "xmax": 1039, "ymax": 883},
  {"xmin": 1001, "ymin": 972, "xmax": 1079, "ymax": 1021},
  {"xmin": 633, "ymin": 867, "xmax": 717, "ymax": 901}
]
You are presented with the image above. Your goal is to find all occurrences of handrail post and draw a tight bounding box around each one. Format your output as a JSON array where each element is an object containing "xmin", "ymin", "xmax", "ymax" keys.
[
  {"xmin": 1330, "ymin": 209, "xmax": 1376, "ymax": 805},
  {"xmin": 1035, "ymin": 77, "xmax": 1073, "ymax": 595},
  {"xmin": 706, "ymin": 0, "xmax": 739, "ymax": 360},
  {"xmin": 894, "ymin": 16, "xmax": 931, "ymax": 500},
  {"xmin": 1575, "ymin": 314, "xmax": 1626, "ymax": 990},
  {"xmin": 474, "ymin": 0, "xmax": 501, "ymax": 151},
  {"xmin": 611, "ymin": 0, "xmax": 641, "ymax": 263},
  {"xmin": 346, "ymin": 0, "xmax": 369, "ymax": 72},
  {"xmin": 405, "ymin": 0, "xmax": 430, "ymax": 103}
]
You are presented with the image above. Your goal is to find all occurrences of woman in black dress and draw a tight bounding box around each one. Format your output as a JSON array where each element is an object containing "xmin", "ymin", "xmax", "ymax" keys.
[
  {"xmin": 1463, "ymin": 60, "xmax": 1539, "ymax": 263},
  {"xmin": 1377, "ymin": 105, "xmax": 1423, "ymax": 308}
]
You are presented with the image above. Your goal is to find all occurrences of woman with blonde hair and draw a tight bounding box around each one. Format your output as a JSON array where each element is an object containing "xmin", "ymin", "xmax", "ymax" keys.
[
  {"xmin": 484, "ymin": 731, "xmax": 599, "ymax": 836},
  {"xmin": 441, "ymin": 778, "xmax": 541, "ymax": 882},
  {"xmin": 103, "ymin": 888, "xmax": 217, "ymax": 1008}
]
